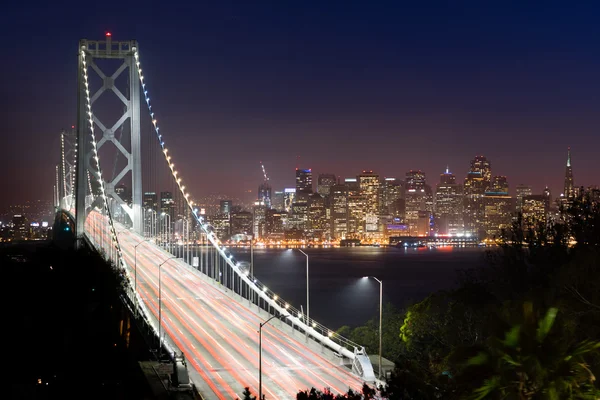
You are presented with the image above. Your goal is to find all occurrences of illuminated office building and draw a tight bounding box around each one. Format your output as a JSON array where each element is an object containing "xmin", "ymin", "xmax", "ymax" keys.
[
  {"xmin": 435, "ymin": 167, "xmax": 463, "ymax": 235},
  {"xmin": 330, "ymin": 183, "xmax": 348, "ymax": 239},
  {"xmin": 483, "ymin": 176, "xmax": 512, "ymax": 239},
  {"xmin": 515, "ymin": 184, "xmax": 532, "ymax": 214},
  {"xmin": 379, "ymin": 178, "xmax": 403, "ymax": 216},
  {"xmin": 405, "ymin": 170, "xmax": 429, "ymax": 236},
  {"xmin": 358, "ymin": 171, "xmax": 380, "ymax": 233},
  {"xmin": 317, "ymin": 173, "xmax": 337, "ymax": 196},
  {"xmin": 295, "ymin": 168, "xmax": 313, "ymax": 194},
  {"xmin": 464, "ymin": 155, "xmax": 492, "ymax": 237},
  {"xmin": 522, "ymin": 194, "xmax": 548, "ymax": 231},
  {"xmin": 308, "ymin": 193, "xmax": 329, "ymax": 240},
  {"xmin": 283, "ymin": 188, "xmax": 296, "ymax": 213}
]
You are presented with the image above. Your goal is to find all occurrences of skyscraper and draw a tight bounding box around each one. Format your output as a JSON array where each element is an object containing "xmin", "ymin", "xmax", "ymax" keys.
[
  {"xmin": 405, "ymin": 170, "xmax": 429, "ymax": 236},
  {"xmin": 143, "ymin": 192, "xmax": 158, "ymax": 211},
  {"xmin": 357, "ymin": 171, "xmax": 380, "ymax": 233},
  {"xmin": 160, "ymin": 191, "xmax": 175, "ymax": 218},
  {"xmin": 435, "ymin": 167, "xmax": 463, "ymax": 235},
  {"xmin": 515, "ymin": 184, "xmax": 533, "ymax": 214},
  {"xmin": 295, "ymin": 168, "xmax": 313, "ymax": 195},
  {"xmin": 220, "ymin": 200, "xmax": 233, "ymax": 216},
  {"xmin": 330, "ymin": 183, "xmax": 348, "ymax": 239},
  {"xmin": 308, "ymin": 193, "xmax": 328, "ymax": 240},
  {"xmin": 272, "ymin": 190, "xmax": 284, "ymax": 211},
  {"xmin": 483, "ymin": 177, "xmax": 512, "ymax": 239},
  {"xmin": 345, "ymin": 178, "xmax": 364, "ymax": 237},
  {"xmin": 258, "ymin": 182, "xmax": 272, "ymax": 209},
  {"xmin": 317, "ymin": 173, "xmax": 337, "ymax": 196},
  {"xmin": 522, "ymin": 195, "xmax": 548, "ymax": 231},
  {"xmin": 563, "ymin": 147, "xmax": 575, "ymax": 200},
  {"xmin": 283, "ymin": 188, "xmax": 296, "ymax": 213},
  {"xmin": 379, "ymin": 178, "xmax": 403, "ymax": 216},
  {"xmin": 464, "ymin": 155, "xmax": 492, "ymax": 237}
]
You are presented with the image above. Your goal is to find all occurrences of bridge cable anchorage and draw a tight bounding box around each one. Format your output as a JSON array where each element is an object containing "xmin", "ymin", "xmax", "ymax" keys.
[
  {"xmin": 79, "ymin": 46, "xmax": 126, "ymax": 273},
  {"xmin": 132, "ymin": 49, "xmax": 375, "ymax": 381}
]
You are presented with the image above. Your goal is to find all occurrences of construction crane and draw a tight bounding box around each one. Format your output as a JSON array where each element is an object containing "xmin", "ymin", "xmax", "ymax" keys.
[
  {"xmin": 258, "ymin": 161, "xmax": 272, "ymax": 209},
  {"xmin": 260, "ymin": 161, "xmax": 269, "ymax": 183}
]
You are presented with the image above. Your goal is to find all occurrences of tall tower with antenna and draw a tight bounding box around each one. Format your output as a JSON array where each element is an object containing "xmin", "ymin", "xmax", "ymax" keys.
[{"xmin": 563, "ymin": 147, "xmax": 574, "ymax": 200}]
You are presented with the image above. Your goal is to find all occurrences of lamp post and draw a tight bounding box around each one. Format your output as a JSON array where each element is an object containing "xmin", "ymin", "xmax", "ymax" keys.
[
  {"xmin": 259, "ymin": 314, "xmax": 289, "ymax": 400},
  {"xmin": 297, "ymin": 249, "xmax": 309, "ymax": 328},
  {"xmin": 161, "ymin": 212, "xmax": 172, "ymax": 253},
  {"xmin": 158, "ymin": 256, "xmax": 177, "ymax": 358},
  {"xmin": 363, "ymin": 276, "xmax": 383, "ymax": 379}
]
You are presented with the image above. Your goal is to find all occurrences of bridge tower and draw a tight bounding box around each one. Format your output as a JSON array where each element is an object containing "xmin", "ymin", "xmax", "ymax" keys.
[
  {"xmin": 58, "ymin": 127, "xmax": 77, "ymax": 210},
  {"xmin": 75, "ymin": 34, "xmax": 143, "ymax": 244}
]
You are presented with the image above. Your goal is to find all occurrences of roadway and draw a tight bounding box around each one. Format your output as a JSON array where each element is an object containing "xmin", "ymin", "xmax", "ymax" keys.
[{"xmin": 86, "ymin": 215, "xmax": 365, "ymax": 399}]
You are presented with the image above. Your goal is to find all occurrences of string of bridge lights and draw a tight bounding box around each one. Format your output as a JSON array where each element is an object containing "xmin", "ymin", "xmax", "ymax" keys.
[
  {"xmin": 132, "ymin": 49, "xmax": 350, "ymax": 344},
  {"xmin": 80, "ymin": 45, "xmax": 126, "ymax": 271}
]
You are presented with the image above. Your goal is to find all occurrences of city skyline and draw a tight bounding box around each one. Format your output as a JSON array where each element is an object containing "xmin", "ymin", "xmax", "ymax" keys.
[{"xmin": 1, "ymin": 2, "xmax": 599, "ymax": 208}]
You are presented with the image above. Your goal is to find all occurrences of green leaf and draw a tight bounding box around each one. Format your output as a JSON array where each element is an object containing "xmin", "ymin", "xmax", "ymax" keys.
[
  {"xmin": 503, "ymin": 325, "xmax": 521, "ymax": 348},
  {"xmin": 467, "ymin": 352, "xmax": 489, "ymax": 366},
  {"xmin": 469, "ymin": 376, "xmax": 500, "ymax": 400},
  {"xmin": 536, "ymin": 307, "xmax": 558, "ymax": 342},
  {"xmin": 501, "ymin": 353, "xmax": 521, "ymax": 367}
]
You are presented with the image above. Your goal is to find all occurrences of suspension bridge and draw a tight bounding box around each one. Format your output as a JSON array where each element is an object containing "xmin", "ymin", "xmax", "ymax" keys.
[{"xmin": 54, "ymin": 34, "xmax": 376, "ymax": 399}]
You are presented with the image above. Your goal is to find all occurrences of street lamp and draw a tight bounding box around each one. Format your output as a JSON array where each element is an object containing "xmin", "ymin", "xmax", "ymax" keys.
[
  {"xmin": 297, "ymin": 249, "xmax": 309, "ymax": 328},
  {"xmin": 158, "ymin": 256, "xmax": 177, "ymax": 357},
  {"xmin": 363, "ymin": 276, "xmax": 383, "ymax": 379},
  {"xmin": 161, "ymin": 212, "xmax": 171, "ymax": 253},
  {"xmin": 259, "ymin": 314, "xmax": 290, "ymax": 400}
]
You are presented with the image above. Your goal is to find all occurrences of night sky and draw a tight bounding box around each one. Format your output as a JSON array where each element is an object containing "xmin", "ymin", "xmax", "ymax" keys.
[{"xmin": 1, "ymin": 1, "xmax": 598, "ymax": 208}]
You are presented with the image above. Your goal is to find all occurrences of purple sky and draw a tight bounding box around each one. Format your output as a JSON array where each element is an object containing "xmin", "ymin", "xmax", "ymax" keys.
[{"xmin": 1, "ymin": 1, "xmax": 598, "ymax": 208}]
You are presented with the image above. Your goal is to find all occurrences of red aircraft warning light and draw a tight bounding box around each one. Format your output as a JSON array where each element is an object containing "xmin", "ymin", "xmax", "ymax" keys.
[{"xmin": 106, "ymin": 32, "xmax": 112, "ymax": 37}]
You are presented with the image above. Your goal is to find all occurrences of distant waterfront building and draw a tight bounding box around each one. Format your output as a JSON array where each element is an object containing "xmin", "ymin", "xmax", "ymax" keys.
[
  {"xmin": 379, "ymin": 178, "xmax": 403, "ymax": 216},
  {"xmin": 115, "ymin": 183, "xmax": 131, "ymax": 205},
  {"xmin": 230, "ymin": 211, "xmax": 253, "ymax": 239},
  {"xmin": 308, "ymin": 193, "xmax": 329, "ymax": 240},
  {"xmin": 272, "ymin": 190, "xmax": 284, "ymax": 211},
  {"xmin": 253, "ymin": 201, "xmax": 267, "ymax": 238},
  {"xmin": 358, "ymin": 171, "xmax": 380, "ymax": 232},
  {"xmin": 317, "ymin": 173, "xmax": 337, "ymax": 196},
  {"xmin": 345, "ymin": 178, "xmax": 364, "ymax": 237},
  {"xmin": 13, "ymin": 214, "xmax": 28, "ymax": 240},
  {"xmin": 295, "ymin": 168, "xmax": 313, "ymax": 194},
  {"xmin": 490, "ymin": 176, "xmax": 509, "ymax": 193},
  {"xmin": 483, "ymin": 176, "xmax": 512, "ymax": 239},
  {"xmin": 405, "ymin": 170, "xmax": 429, "ymax": 236},
  {"xmin": 220, "ymin": 200, "xmax": 233, "ymax": 216},
  {"xmin": 515, "ymin": 184, "xmax": 533, "ymax": 214},
  {"xmin": 522, "ymin": 195, "xmax": 548, "ymax": 230},
  {"xmin": 265, "ymin": 209, "xmax": 284, "ymax": 240},
  {"xmin": 160, "ymin": 191, "xmax": 176, "ymax": 223},
  {"xmin": 464, "ymin": 155, "xmax": 492, "ymax": 238},
  {"xmin": 543, "ymin": 186, "xmax": 552, "ymax": 207},
  {"xmin": 283, "ymin": 188, "xmax": 296, "ymax": 213},
  {"xmin": 435, "ymin": 167, "xmax": 463, "ymax": 235},
  {"xmin": 258, "ymin": 182, "xmax": 272, "ymax": 209},
  {"xmin": 330, "ymin": 184, "xmax": 348, "ymax": 239},
  {"xmin": 143, "ymin": 192, "xmax": 158, "ymax": 211},
  {"xmin": 209, "ymin": 214, "xmax": 231, "ymax": 241}
]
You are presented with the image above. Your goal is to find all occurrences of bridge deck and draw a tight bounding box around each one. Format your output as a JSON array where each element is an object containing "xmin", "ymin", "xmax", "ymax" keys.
[{"xmin": 89, "ymin": 217, "xmax": 365, "ymax": 399}]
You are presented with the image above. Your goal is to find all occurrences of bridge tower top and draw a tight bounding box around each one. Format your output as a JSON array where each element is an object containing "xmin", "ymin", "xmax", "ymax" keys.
[{"xmin": 75, "ymin": 34, "xmax": 143, "ymax": 243}]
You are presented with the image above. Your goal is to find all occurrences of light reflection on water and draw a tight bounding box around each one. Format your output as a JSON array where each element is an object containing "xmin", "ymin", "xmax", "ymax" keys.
[{"xmin": 228, "ymin": 246, "xmax": 488, "ymax": 328}]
